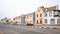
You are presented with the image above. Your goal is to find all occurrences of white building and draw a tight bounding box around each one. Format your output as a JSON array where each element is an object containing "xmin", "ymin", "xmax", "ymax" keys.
[
  {"xmin": 44, "ymin": 10, "xmax": 60, "ymax": 25},
  {"xmin": 25, "ymin": 12, "xmax": 35, "ymax": 25}
]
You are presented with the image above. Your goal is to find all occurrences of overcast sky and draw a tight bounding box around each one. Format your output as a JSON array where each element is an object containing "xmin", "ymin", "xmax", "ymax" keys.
[{"xmin": 0, "ymin": 0, "xmax": 60, "ymax": 19}]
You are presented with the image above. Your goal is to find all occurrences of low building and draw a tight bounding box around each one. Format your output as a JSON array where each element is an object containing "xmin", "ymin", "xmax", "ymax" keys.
[
  {"xmin": 6, "ymin": 18, "xmax": 13, "ymax": 24},
  {"xmin": 1, "ymin": 18, "xmax": 6, "ymax": 24},
  {"xmin": 35, "ymin": 6, "xmax": 45, "ymax": 25},
  {"xmin": 25, "ymin": 12, "xmax": 35, "ymax": 26},
  {"xmin": 0, "ymin": 17, "xmax": 13, "ymax": 24},
  {"xmin": 13, "ymin": 16, "xmax": 21, "ymax": 25},
  {"xmin": 44, "ymin": 10, "xmax": 60, "ymax": 25},
  {"xmin": 43, "ymin": 6, "xmax": 60, "ymax": 25}
]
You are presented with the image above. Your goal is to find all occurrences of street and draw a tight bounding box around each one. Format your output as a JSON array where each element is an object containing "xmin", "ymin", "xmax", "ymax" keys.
[{"xmin": 0, "ymin": 24, "xmax": 60, "ymax": 34}]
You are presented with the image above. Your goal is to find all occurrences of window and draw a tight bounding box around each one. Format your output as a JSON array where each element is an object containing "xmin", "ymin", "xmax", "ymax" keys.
[
  {"xmin": 45, "ymin": 12, "xmax": 47, "ymax": 17},
  {"xmin": 54, "ymin": 11, "xmax": 58, "ymax": 14},
  {"xmin": 40, "ymin": 14, "xmax": 42, "ymax": 17},
  {"xmin": 49, "ymin": 12, "xmax": 52, "ymax": 17},
  {"xmin": 45, "ymin": 19, "xmax": 47, "ymax": 23},
  {"xmin": 37, "ymin": 20, "xmax": 38, "ymax": 24},
  {"xmin": 54, "ymin": 11, "xmax": 59, "ymax": 17},
  {"xmin": 40, "ymin": 19, "xmax": 42, "ymax": 24},
  {"xmin": 58, "ymin": 11, "xmax": 60, "ymax": 17},
  {"xmin": 37, "ymin": 14, "xmax": 38, "ymax": 17},
  {"xmin": 13, "ymin": 19, "xmax": 15, "ymax": 20}
]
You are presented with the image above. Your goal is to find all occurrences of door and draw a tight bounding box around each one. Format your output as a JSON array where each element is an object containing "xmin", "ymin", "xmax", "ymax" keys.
[
  {"xmin": 57, "ymin": 19, "xmax": 60, "ymax": 24},
  {"xmin": 40, "ymin": 19, "xmax": 42, "ymax": 24},
  {"xmin": 50, "ymin": 19, "xmax": 55, "ymax": 24}
]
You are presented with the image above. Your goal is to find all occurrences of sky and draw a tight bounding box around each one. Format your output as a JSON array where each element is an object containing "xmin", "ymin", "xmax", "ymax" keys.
[{"xmin": 0, "ymin": 0, "xmax": 60, "ymax": 19}]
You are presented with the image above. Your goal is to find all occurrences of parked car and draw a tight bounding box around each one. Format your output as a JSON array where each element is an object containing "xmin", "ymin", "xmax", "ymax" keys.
[{"xmin": 26, "ymin": 23, "xmax": 34, "ymax": 26}]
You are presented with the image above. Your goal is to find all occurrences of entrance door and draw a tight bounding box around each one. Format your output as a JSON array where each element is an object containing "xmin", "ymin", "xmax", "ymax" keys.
[
  {"xmin": 40, "ymin": 19, "xmax": 42, "ymax": 24},
  {"xmin": 50, "ymin": 19, "xmax": 55, "ymax": 24}
]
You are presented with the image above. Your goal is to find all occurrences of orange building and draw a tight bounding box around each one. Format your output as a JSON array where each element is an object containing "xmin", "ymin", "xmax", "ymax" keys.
[{"xmin": 35, "ymin": 6, "xmax": 45, "ymax": 25}]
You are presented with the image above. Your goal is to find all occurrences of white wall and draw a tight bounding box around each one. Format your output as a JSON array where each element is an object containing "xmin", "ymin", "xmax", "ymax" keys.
[
  {"xmin": 31, "ymin": 15, "xmax": 34, "ymax": 24},
  {"xmin": 44, "ymin": 11, "xmax": 57, "ymax": 24}
]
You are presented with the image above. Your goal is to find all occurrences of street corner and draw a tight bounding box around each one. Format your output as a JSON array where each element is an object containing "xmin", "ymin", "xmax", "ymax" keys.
[{"xmin": 0, "ymin": 31, "xmax": 3, "ymax": 34}]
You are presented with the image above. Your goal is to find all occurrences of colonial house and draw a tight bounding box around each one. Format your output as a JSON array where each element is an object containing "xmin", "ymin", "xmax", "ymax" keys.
[
  {"xmin": 44, "ymin": 10, "xmax": 60, "ymax": 25},
  {"xmin": 43, "ymin": 6, "xmax": 60, "ymax": 25},
  {"xmin": 12, "ymin": 5, "xmax": 59, "ymax": 26},
  {"xmin": 0, "ymin": 18, "xmax": 7, "ymax": 24},
  {"xmin": 25, "ymin": 12, "xmax": 35, "ymax": 26},
  {"xmin": 35, "ymin": 6, "xmax": 45, "ymax": 25},
  {"xmin": 0, "ymin": 17, "xmax": 13, "ymax": 24},
  {"xmin": 13, "ymin": 16, "xmax": 21, "ymax": 25}
]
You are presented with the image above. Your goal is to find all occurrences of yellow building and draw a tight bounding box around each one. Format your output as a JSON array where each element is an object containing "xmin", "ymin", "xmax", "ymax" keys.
[{"xmin": 35, "ymin": 6, "xmax": 45, "ymax": 25}]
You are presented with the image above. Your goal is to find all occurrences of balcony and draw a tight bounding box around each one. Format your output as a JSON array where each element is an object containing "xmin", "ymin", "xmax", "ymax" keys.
[{"xmin": 54, "ymin": 10, "xmax": 60, "ymax": 17}]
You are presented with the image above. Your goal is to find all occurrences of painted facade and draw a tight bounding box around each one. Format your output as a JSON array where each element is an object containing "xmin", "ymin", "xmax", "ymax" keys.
[
  {"xmin": 12, "ymin": 5, "xmax": 60, "ymax": 25},
  {"xmin": 35, "ymin": 6, "xmax": 45, "ymax": 25},
  {"xmin": 13, "ymin": 16, "xmax": 21, "ymax": 24},
  {"xmin": 44, "ymin": 10, "xmax": 60, "ymax": 24},
  {"xmin": 20, "ymin": 15, "xmax": 26, "ymax": 25},
  {"xmin": 0, "ymin": 17, "xmax": 13, "ymax": 24},
  {"xmin": 44, "ymin": 6, "xmax": 60, "ymax": 25},
  {"xmin": 0, "ymin": 18, "xmax": 7, "ymax": 24},
  {"xmin": 25, "ymin": 12, "xmax": 35, "ymax": 25}
]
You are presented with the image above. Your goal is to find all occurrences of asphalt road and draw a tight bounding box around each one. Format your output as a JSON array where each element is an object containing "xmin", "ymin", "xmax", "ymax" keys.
[{"xmin": 0, "ymin": 24, "xmax": 60, "ymax": 34}]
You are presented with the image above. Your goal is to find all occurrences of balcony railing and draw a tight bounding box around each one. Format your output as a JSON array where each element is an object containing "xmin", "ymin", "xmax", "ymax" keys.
[{"xmin": 54, "ymin": 11, "xmax": 59, "ymax": 17}]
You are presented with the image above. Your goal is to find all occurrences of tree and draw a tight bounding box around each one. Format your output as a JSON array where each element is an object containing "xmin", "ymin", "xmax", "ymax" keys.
[{"xmin": 6, "ymin": 20, "xmax": 9, "ymax": 23}]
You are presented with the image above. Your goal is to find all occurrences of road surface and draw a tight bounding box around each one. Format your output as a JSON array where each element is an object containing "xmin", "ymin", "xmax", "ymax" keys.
[{"xmin": 0, "ymin": 24, "xmax": 60, "ymax": 34}]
